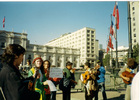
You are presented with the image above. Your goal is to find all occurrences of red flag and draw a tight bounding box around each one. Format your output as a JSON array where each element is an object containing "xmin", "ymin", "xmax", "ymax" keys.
[
  {"xmin": 110, "ymin": 21, "xmax": 116, "ymax": 40},
  {"xmin": 113, "ymin": 2, "xmax": 119, "ymax": 30},
  {"xmin": 108, "ymin": 36, "xmax": 114, "ymax": 49},
  {"xmin": 3, "ymin": 16, "xmax": 5, "ymax": 28},
  {"xmin": 107, "ymin": 46, "xmax": 110, "ymax": 53}
]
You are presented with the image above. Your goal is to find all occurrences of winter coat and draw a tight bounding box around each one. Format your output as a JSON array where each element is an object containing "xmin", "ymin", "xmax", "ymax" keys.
[{"xmin": 0, "ymin": 62, "xmax": 40, "ymax": 100}]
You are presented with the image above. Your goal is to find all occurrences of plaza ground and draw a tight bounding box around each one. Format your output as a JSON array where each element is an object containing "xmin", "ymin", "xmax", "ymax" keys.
[{"xmin": 56, "ymin": 89, "xmax": 126, "ymax": 100}]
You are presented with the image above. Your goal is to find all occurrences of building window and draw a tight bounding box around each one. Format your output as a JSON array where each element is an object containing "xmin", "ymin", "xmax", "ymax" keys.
[
  {"xmin": 1, "ymin": 42, "xmax": 5, "ymax": 48},
  {"xmin": 91, "ymin": 31, "xmax": 94, "ymax": 34},
  {"xmin": 133, "ymin": 28, "xmax": 136, "ymax": 32},
  {"xmin": 133, "ymin": 12, "xmax": 135, "ymax": 15},
  {"xmin": 57, "ymin": 63, "xmax": 60, "ymax": 67},
  {"xmin": 133, "ymin": 23, "xmax": 135, "ymax": 26},
  {"xmin": 49, "ymin": 56, "xmax": 51, "ymax": 60},
  {"xmin": 66, "ymin": 57, "xmax": 69, "ymax": 61},
  {"xmin": 74, "ymin": 57, "xmax": 76, "ymax": 61},
  {"xmin": 87, "ymin": 34, "xmax": 90, "ymax": 37},
  {"xmin": 74, "ymin": 63, "xmax": 76, "ymax": 67},
  {"xmin": 134, "ymin": 34, "xmax": 136, "ymax": 37},
  {"xmin": 87, "ymin": 30, "xmax": 90, "ymax": 33},
  {"xmin": 132, "ymin": 7, "xmax": 135, "ymax": 10},
  {"xmin": 134, "ymin": 39, "xmax": 136, "ymax": 43},
  {"xmin": 87, "ymin": 47, "xmax": 90, "ymax": 49},
  {"xmin": 57, "ymin": 56, "xmax": 60, "ymax": 61},
  {"xmin": 28, "ymin": 55, "xmax": 32, "ymax": 60},
  {"xmin": 133, "ymin": 17, "xmax": 135, "ymax": 21}
]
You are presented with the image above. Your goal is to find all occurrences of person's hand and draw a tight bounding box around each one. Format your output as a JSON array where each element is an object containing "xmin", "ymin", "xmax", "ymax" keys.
[
  {"xmin": 74, "ymin": 81, "xmax": 77, "ymax": 84},
  {"xmin": 43, "ymin": 81, "xmax": 48, "ymax": 85},
  {"xmin": 37, "ymin": 73, "xmax": 41, "ymax": 79},
  {"xmin": 124, "ymin": 77, "xmax": 130, "ymax": 81},
  {"xmin": 33, "ymin": 70, "xmax": 40, "ymax": 79}
]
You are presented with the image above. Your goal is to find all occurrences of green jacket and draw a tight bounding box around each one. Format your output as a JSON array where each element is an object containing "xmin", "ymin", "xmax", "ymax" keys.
[{"xmin": 28, "ymin": 67, "xmax": 48, "ymax": 100}]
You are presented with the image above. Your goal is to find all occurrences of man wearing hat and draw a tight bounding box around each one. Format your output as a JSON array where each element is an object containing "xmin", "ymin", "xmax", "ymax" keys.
[
  {"xmin": 118, "ymin": 58, "xmax": 138, "ymax": 100},
  {"xmin": 62, "ymin": 61, "xmax": 77, "ymax": 100}
]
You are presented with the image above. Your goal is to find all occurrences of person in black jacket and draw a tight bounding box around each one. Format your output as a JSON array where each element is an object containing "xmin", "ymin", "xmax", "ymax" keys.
[{"xmin": 0, "ymin": 44, "xmax": 40, "ymax": 100}]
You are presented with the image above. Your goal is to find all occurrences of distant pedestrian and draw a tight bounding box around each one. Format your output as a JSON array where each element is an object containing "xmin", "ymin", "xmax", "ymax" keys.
[
  {"xmin": 22, "ymin": 59, "xmax": 32, "ymax": 74},
  {"xmin": 0, "ymin": 44, "xmax": 40, "ymax": 100}
]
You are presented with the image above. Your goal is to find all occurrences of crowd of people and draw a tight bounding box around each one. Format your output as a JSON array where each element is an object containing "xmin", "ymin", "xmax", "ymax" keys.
[{"xmin": 0, "ymin": 44, "xmax": 139, "ymax": 100}]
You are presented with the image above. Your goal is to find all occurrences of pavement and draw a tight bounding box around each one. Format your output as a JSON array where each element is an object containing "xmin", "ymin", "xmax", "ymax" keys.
[{"xmin": 56, "ymin": 89, "xmax": 126, "ymax": 100}]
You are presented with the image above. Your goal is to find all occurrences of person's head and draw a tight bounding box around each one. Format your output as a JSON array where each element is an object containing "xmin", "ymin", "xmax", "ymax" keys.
[
  {"xmin": 43, "ymin": 60, "xmax": 51, "ymax": 69},
  {"xmin": 32, "ymin": 55, "xmax": 43, "ymax": 69},
  {"xmin": 127, "ymin": 58, "xmax": 138, "ymax": 69},
  {"xmin": 66, "ymin": 61, "xmax": 73, "ymax": 70},
  {"xmin": 96, "ymin": 60, "xmax": 101, "ymax": 66},
  {"xmin": 26, "ymin": 59, "xmax": 31, "ymax": 65},
  {"xmin": 84, "ymin": 62, "xmax": 90, "ymax": 70},
  {"xmin": 1, "ymin": 44, "xmax": 25, "ymax": 67}
]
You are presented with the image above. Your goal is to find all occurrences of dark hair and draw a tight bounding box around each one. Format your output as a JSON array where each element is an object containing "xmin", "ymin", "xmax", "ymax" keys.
[
  {"xmin": 27, "ymin": 59, "xmax": 31, "ymax": 65},
  {"xmin": 96, "ymin": 60, "xmax": 101, "ymax": 65},
  {"xmin": 66, "ymin": 61, "xmax": 73, "ymax": 66},
  {"xmin": 84, "ymin": 62, "xmax": 90, "ymax": 68},
  {"xmin": 127, "ymin": 58, "xmax": 138, "ymax": 69},
  {"xmin": 43, "ymin": 60, "xmax": 51, "ymax": 68},
  {"xmin": 1, "ymin": 44, "xmax": 25, "ymax": 65}
]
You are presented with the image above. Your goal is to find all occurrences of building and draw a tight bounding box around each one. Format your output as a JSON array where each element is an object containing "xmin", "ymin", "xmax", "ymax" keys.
[
  {"xmin": 0, "ymin": 30, "xmax": 80, "ymax": 68},
  {"xmin": 129, "ymin": 1, "xmax": 139, "ymax": 47},
  {"xmin": 45, "ymin": 27, "xmax": 99, "ymax": 66},
  {"xmin": 104, "ymin": 46, "xmax": 128, "ymax": 67}
]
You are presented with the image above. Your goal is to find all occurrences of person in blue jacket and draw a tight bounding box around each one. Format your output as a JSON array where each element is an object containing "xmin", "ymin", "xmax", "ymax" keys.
[{"xmin": 95, "ymin": 60, "xmax": 107, "ymax": 100}]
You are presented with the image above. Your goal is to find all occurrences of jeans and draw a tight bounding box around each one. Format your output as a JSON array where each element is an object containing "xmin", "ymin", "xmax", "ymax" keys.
[{"xmin": 95, "ymin": 82, "xmax": 107, "ymax": 100}]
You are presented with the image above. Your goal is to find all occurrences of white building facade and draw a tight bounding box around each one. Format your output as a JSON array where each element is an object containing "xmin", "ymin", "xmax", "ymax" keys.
[
  {"xmin": 104, "ymin": 46, "xmax": 128, "ymax": 67},
  {"xmin": 0, "ymin": 30, "xmax": 80, "ymax": 68},
  {"xmin": 130, "ymin": 1, "xmax": 139, "ymax": 47},
  {"xmin": 46, "ymin": 27, "xmax": 99, "ymax": 66}
]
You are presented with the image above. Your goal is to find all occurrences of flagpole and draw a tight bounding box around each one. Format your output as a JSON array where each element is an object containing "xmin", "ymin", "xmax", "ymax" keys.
[
  {"xmin": 127, "ymin": 1, "xmax": 133, "ymax": 58},
  {"xmin": 110, "ymin": 14, "xmax": 113, "ymax": 68},
  {"xmin": 115, "ymin": 2, "xmax": 118, "ymax": 68}
]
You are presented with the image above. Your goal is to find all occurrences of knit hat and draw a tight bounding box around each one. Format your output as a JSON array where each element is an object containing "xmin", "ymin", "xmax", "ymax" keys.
[{"xmin": 32, "ymin": 55, "xmax": 43, "ymax": 64}]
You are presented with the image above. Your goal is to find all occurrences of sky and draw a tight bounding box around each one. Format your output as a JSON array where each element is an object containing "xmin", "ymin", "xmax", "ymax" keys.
[{"xmin": 0, "ymin": 1, "xmax": 129, "ymax": 49}]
